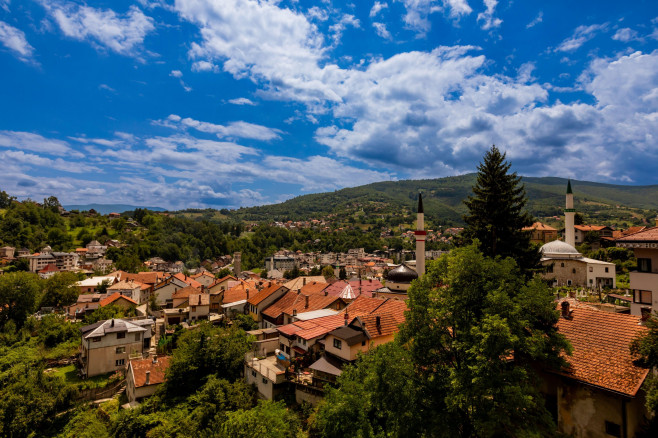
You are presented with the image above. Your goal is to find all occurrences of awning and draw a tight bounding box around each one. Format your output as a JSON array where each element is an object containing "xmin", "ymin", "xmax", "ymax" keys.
[{"xmin": 309, "ymin": 355, "xmax": 344, "ymax": 376}]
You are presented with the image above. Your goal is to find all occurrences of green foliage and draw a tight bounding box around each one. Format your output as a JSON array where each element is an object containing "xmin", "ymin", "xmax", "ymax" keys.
[
  {"xmin": 41, "ymin": 272, "xmax": 81, "ymax": 308},
  {"xmin": 462, "ymin": 146, "xmax": 538, "ymax": 276},
  {"xmin": 339, "ymin": 267, "xmax": 347, "ymax": 280},
  {"xmin": 164, "ymin": 323, "xmax": 253, "ymax": 397},
  {"xmin": 321, "ymin": 265, "xmax": 335, "ymax": 280},
  {"xmin": 57, "ymin": 407, "xmax": 111, "ymax": 438},
  {"xmin": 314, "ymin": 342, "xmax": 421, "ymax": 437},
  {"xmin": 395, "ymin": 244, "xmax": 570, "ymax": 437},
  {"xmin": 0, "ymin": 189, "xmax": 16, "ymax": 209},
  {"xmin": 220, "ymin": 400, "xmax": 301, "ymax": 438},
  {"xmin": 84, "ymin": 304, "xmax": 136, "ymax": 324},
  {"xmin": 0, "ymin": 272, "xmax": 42, "ymax": 329},
  {"xmin": 216, "ymin": 268, "xmax": 232, "ymax": 278},
  {"xmin": 631, "ymin": 316, "xmax": 658, "ymax": 415},
  {"xmin": 231, "ymin": 313, "xmax": 258, "ymax": 331}
]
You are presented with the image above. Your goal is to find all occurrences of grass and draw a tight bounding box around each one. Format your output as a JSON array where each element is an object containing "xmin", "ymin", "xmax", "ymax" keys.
[{"xmin": 51, "ymin": 364, "xmax": 113, "ymax": 389}]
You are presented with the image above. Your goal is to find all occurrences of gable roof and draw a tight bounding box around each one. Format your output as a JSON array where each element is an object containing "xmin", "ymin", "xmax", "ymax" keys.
[
  {"xmin": 522, "ymin": 221, "xmax": 557, "ymax": 232},
  {"xmin": 188, "ymin": 293, "xmax": 210, "ymax": 306},
  {"xmin": 172, "ymin": 285, "xmax": 202, "ymax": 300},
  {"xmin": 172, "ymin": 273, "xmax": 203, "ymax": 289},
  {"xmin": 555, "ymin": 303, "xmax": 649, "ymax": 397},
  {"xmin": 261, "ymin": 291, "xmax": 340, "ymax": 319},
  {"xmin": 248, "ymin": 283, "xmax": 287, "ymax": 306},
  {"xmin": 283, "ymin": 276, "xmax": 326, "ymax": 291},
  {"xmin": 300, "ymin": 281, "xmax": 330, "ymax": 295},
  {"xmin": 82, "ymin": 318, "xmax": 146, "ymax": 339},
  {"xmin": 223, "ymin": 280, "xmax": 258, "ymax": 304},
  {"xmin": 323, "ymin": 279, "xmax": 384, "ymax": 298},
  {"xmin": 108, "ymin": 280, "xmax": 142, "ymax": 291},
  {"xmin": 616, "ymin": 226, "xmax": 658, "ymax": 243},
  {"xmin": 129, "ymin": 356, "xmax": 171, "ymax": 388},
  {"xmin": 574, "ymin": 225, "xmax": 611, "ymax": 232},
  {"xmin": 99, "ymin": 292, "xmax": 138, "ymax": 307}
]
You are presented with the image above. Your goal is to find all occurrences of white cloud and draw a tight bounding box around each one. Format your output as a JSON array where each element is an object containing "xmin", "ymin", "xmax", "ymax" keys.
[
  {"xmin": 526, "ymin": 11, "xmax": 542, "ymax": 29},
  {"xmin": 396, "ymin": 0, "xmax": 473, "ymax": 34},
  {"xmin": 1, "ymin": 0, "xmax": 9, "ymax": 13},
  {"xmin": 373, "ymin": 22, "xmax": 391, "ymax": 39},
  {"xmin": 556, "ymin": 23, "xmax": 607, "ymax": 52},
  {"xmin": 228, "ymin": 97, "xmax": 256, "ymax": 106},
  {"xmin": 191, "ymin": 60, "xmax": 218, "ymax": 72},
  {"xmin": 307, "ymin": 6, "xmax": 328, "ymax": 21},
  {"xmin": 156, "ymin": 114, "xmax": 283, "ymax": 141},
  {"xmin": 1, "ymin": 150, "xmax": 100, "ymax": 173},
  {"xmin": 0, "ymin": 21, "xmax": 36, "ymax": 63},
  {"xmin": 40, "ymin": 1, "xmax": 155, "ymax": 57},
  {"xmin": 612, "ymin": 28, "xmax": 638, "ymax": 42},
  {"xmin": 369, "ymin": 2, "xmax": 388, "ymax": 18},
  {"xmin": 170, "ymin": 70, "xmax": 183, "ymax": 78},
  {"xmin": 169, "ymin": 70, "xmax": 192, "ymax": 91},
  {"xmin": 477, "ymin": 0, "xmax": 502, "ymax": 31},
  {"xmin": 0, "ymin": 131, "xmax": 77, "ymax": 156}
]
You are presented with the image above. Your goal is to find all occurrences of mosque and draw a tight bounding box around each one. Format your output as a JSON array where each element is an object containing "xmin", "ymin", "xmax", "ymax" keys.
[{"xmin": 538, "ymin": 181, "xmax": 616, "ymax": 289}]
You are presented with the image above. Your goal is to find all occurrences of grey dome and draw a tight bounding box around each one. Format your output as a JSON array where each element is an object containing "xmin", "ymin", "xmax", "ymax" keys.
[
  {"xmin": 540, "ymin": 240, "xmax": 580, "ymax": 256},
  {"xmin": 387, "ymin": 263, "xmax": 418, "ymax": 283}
]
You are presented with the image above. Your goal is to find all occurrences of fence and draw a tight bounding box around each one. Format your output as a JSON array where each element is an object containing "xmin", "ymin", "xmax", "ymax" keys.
[{"xmin": 75, "ymin": 378, "xmax": 125, "ymax": 401}]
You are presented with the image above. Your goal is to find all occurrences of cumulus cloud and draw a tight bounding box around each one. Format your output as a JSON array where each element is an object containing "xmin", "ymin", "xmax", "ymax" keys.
[
  {"xmin": 373, "ymin": 22, "xmax": 391, "ymax": 39},
  {"xmin": 40, "ymin": 1, "xmax": 155, "ymax": 57},
  {"xmin": 0, "ymin": 21, "xmax": 36, "ymax": 63},
  {"xmin": 612, "ymin": 28, "xmax": 638, "ymax": 42},
  {"xmin": 556, "ymin": 23, "xmax": 608, "ymax": 52},
  {"xmin": 155, "ymin": 115, "xmax": 283, "ymax": 141},
  {"xmin": 369, "ymin": 2, "xmax": 388, "ymax": 18},
  {"xmin": 477, "ymin": 0, "xmax": 502, "ymax": 31}
]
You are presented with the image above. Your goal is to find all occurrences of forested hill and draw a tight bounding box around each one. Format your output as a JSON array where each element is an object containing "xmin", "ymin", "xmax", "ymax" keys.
[{"xmin": 222, "ymin": 175, "xmax": 658, "ymax": 225}]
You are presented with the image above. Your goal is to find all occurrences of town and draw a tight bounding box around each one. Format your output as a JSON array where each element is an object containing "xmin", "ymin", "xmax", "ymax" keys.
[{"xmin": 1, "ymin": 147, "xmax": 658, "ymax": 437}]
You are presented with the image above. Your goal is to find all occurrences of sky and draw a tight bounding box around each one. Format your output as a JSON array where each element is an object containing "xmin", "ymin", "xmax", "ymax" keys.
[{"xmin": 0, "ymin": 0, "xmax": 657, "ymax": 210}]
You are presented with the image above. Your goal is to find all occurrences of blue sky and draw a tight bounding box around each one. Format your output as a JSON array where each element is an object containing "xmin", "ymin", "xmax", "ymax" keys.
[{"xmin": 1, "ymin": 0, "xmax": 657, "ymax": 210}]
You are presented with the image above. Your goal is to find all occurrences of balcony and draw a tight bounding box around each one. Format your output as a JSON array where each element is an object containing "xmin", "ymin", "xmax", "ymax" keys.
[{"xmin": 629, "ymin": 271, "xmax": 658, "ymax": 292}]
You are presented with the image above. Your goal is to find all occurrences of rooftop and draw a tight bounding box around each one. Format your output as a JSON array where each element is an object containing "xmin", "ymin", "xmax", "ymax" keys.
[
  {"xmin": 616, "ymin": 226, "xmax": 658, "ymax": 243},
  {"xmin": 129, "ymin": 356, "xmax": 171, "ymax": 388}
]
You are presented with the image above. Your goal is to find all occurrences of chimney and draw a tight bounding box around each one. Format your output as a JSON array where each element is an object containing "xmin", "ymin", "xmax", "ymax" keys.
[
  {"xmin": 111, "ymin": 319, "xmax": 114, "ymax": 327},
  {"xmin": 305, "ymin": 295, "xmax": 309, "ymax": 309},
  {"xmin": 376, "ymin": 315, "xmax": 381, "ymax": 328},
  {"xmin": 145, "ymin": 370, "xmax": 150, "ymax": 385},
  {"xmin": 561, "ymin": 301, "xmax": 572, "ymax": 319},
  {"xmin": 344, "ymin": 312, "xmax": 349, "ymax": 326},
  {"xmin": 246, "ymin": 289, "xmax": 250, "ymax": 299},
  {"xmin": 303, "ymin": 277, "xmax": 306, "ymax": 286},
  {"xmin": 293, "ymin": 309, "xmax": 297, "ymax": 317}
]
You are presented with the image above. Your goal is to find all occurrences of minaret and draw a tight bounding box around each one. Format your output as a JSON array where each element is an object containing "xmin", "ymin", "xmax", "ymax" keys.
[
  {"xmin": 415, "ymin": 193, "xmax": 426, "ymax": 276},
  {"xmin": 565, "ymin": 180, "xmax": 575, "ymax": 247}
]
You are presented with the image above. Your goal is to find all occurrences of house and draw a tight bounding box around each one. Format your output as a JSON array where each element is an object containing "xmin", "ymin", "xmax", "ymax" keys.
[
  {"xmin": 172, "ymin": 285, "xmax": 203, "ymax": 308},
  {"xmin": 99, "ymin": 292, "xmax": 138, "ymax": 312},
  {"xmin": 67, "ymin": 294, "xmax": 103, "ymax": 319},
  {"xmin": 540, "ymin": 300, "xmax": 650, "ymax": 437},
  {"xmin": 108, "ymin": 212, "xmax": 121, "ymax": 219},
  {"xmin": 322, "ymin": 279, "xmax": 384, "ymax": 299},
  {"xmin": 189, "ymin": 294, "xmax": 210, "ymax": 320},
  {"xmin": 80, "ymin": 318, "xmax": 154, "ymax": 377},
  {"xmin": 86, "ymin": 240, "xmax": 107, "ymax": 255},
  {"xmin": 523, "ymin": 222, "xmax": 558, "ymax": 244},
  {"xmin": 247, "ymin": 283, "xmax": 289, "ymax": 324},
  {"xmin": 126, "ymin": 356, "xmax": 171, "ymax": 403},
  {"xmin": 191, "ymin": 271, "xmax": 217, "ymax": 288},
  {"xmin": 539, "ymin": 240, "xmax": 616, "ymax": 289},
  {"xmin": 283, "ymin": 276, "xmax": 326, "ymax": 292},
  {"xmin": 616, "ymin": 227, "xmax": 658, "ymax": 317},
  {"xmin": 108, "ymin": 280, "xmax": 147, "ymax": 304},
  {"xmin": 0, "ymin": 246, "xmax": 15, "ymax": 259},
  {"xmin": 573, "ymin": 225, "xmax": 614, "ymax": 249},
  {"xmin": 76, "ymin": 275, "xmax": 118, "ymax": 294},
  {"xmin": 152, "ymin": 273, "xmax": 203, "ymax": 308},
  {"xmin": 220, "ymin": 280, "xmax": 259, "ymax": 316},
  {"xmin": 260, "ymin": 291, "xmax": 345, "ymax": 328},
  {"xmin": 38, "ymin": 263, "xmax": 60, "ymax": 279},
  {"xmin": 244, "ymin": 352, "xmax": 288, "ymax": 401}
]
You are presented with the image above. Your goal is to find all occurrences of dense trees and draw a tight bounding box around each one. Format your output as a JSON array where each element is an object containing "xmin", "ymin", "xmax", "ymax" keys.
[
  {"xmin": 316, "ymin": 245, "xmax": 570, "ymax": 437},
  {"xmin": 462, "ymin": 146, "xmax": 538, "ymax": 276},
  {"xmin": 0, "ymin": 272, "xmax": 42, "ymax": 329}
]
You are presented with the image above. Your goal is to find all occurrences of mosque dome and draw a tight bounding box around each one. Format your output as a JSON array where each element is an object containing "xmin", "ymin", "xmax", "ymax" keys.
[
  {"xmin": 540, "ymin": 240, "xmax": 581, "ymax": 257},
  {"xmin": 387, "ymin": 263, "xmax": 419, "ymax": 283}
]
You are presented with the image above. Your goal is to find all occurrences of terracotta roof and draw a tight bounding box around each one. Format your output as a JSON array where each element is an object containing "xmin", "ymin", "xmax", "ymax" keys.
[
  {"xmin": 300, "ymin": 281, "xmax": 330, "ymax": 295},
  {"xmin": 108, "ymin": 280, "xmax": 142, "ymax": 291},
  {"xmin": 130, "ymin": 356, "xmax": 171, "ymax": 388},
  {"xmin": 248, "ymin": 283, "xmax": 286, "ymax": 306},
  {"xmin": 283, "ymin": 276, "xmax": 326, "ymax": 291},
  {"xmin": 522, "ymin": 221, "xmax": 557, "ymax": 231},
  {"xmin": 323, "ymin": 279, "xmax": 384, "ymax": 298},
  {"xmin": 99, "ymin": 292, "xmax": 138, "ymax": 307},
  {"xmin": 191, "ymin": 271, "xmax": 215, "ymax": 279},
  {"xmin": 172, "ymin": 285, "xmax": 202, "ymax": 300},
  {"xmin": 357, "ymin": 312, "xmax": 405, "ymax": 339},
  {"xmin": 38, "ymin": 263, "xmax": 60, "ymax": 273},
  {"xmin": 574, "ymin": 225, "xmax": 610, "ymax": 232},
  {"xmin": 122, "ymin": 271, "xmax": 167, "ymax": 286},
  {"xmin": 261, "ymin": 291, "xmax": 340, "ymax": 319},
  {"xmin": 223, "ymin": 280, "xmax": 258, "ymax": 304},
  {"xmin": 616, "ymin": 226, "xmax": 658, "ymax": 242},
  {"xmin": 172, "ymin": 273, "xmax": 203, "ymax": 289},
  {"xmin": 555, "ymin": 303, "xmax": 648, "ymax": 397}
]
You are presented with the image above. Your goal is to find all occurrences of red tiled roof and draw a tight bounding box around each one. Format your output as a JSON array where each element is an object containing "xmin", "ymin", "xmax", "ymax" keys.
[
  {"xmin": 39, "ymin": 263, "xmax": 59, "ymax": 273},
  {"xmin": 262, "ymin": 291, "xmax": 340, "ymax": 319},
  {"xmin": 223, "ymin": 280, "xmax": 258, "ymax": 304},
  {"xmin": 189, "ymin": 293, "xmax": 209, "ymax": 306},
  {"xmin": 555, "ymin": 304, "xmax": 648, "ymax": 396},
  {"xmin": 574, "ymin": 225, "xmax": 609, "ymax": 232},
  {"xmin": 616, "ymin": 226, "xmax": 658, "ymax": 242},
  {"xmin": 172, "ymin": 285, "xmax": 202, "ymax": 300},
  {"xmin": 99, "ymin": 292, "xmax": 138, "ymax": 307},
  {"xmin": 300, "ymin": 281, "xmax": 330, "ymax": 295},
  {"xmin": 323, "ymin": 279, "xmax": 384, "ymax": 298},
  {"xmin": 248, "ymin": 283, "xmax": 285, "ymax": 306},
  {"xmin": 522, "ymin": 221, "xmax": 557, "ymax": 231},
  {"xmin": 130, "ymin": 356, "xmax": 171, "ymax": 388},
  {"xmin": 172, "ymin": 273, "xmax": 203, "ymax": 289}
]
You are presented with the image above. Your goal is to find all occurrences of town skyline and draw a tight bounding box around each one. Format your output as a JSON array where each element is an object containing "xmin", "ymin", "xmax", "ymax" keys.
[{"xmin": 1, "ymin": 0, "xmax": 657, "ymax": 210}]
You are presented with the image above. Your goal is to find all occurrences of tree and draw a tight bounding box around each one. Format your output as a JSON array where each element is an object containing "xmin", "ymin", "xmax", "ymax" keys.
[
  {"xmin": 220, "ymin": 400, "xmax": 301, "ymax": 438},
  {"xmin": 0, "ymin": 189, "xmax": 16, "ymax": 208},
  {"xmin": 339, "ymin": 267, "xmax": 347, "ymax": 280},
  {"xmin": 40, "ymin": 272, "xmax": 80, "ymax": 308},
  {"xmin": 462, "ymin": 145, "xmax": 538, "ymax": 276},
  {"xmin": 397, "ymin": 244, "xmax": 570, "ymax": 437},
  {"xmin": 43, "ymin": 196, "xmax": 62, "ymax": 213},
  {"xmin": 84, "ymin": 304, "xmax": 135, "ymax": 324},
  {"xmin": 321, "ymin": 265, "xmax": 335, "ymax": 280},
  {"xmin": 0, "ymin": 272, "xmax": 42, "ymax": 329}
]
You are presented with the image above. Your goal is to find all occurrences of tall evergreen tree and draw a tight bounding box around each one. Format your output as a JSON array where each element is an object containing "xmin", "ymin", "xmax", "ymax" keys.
[{"xmin": 463, "ymin": 145, "xmax": 538, "ymax": 275}]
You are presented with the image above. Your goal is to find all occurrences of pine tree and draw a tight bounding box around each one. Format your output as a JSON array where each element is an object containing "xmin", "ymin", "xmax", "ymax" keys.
[{"xmin": 462, "ymin": 145, "xmax": 538, "ymax": 275}]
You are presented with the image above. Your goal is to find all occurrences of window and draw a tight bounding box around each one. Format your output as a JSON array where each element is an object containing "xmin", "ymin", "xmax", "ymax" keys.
[
  {"xmin": 589, "ymin": 267, "xmax": 593, "ymax": 272},
  {"xmin": 561, "ymin": 263, "xmax": 565, "ymax": 268},
  {"xmin": 589, "ymin": 279, "xmax": 593, "ymax": 284},
  {"xmin": 116, "ymin": 332, "xmax": 125, "ymax": 339},
  {"xmin": 605, "ymin": 267, "xmax": 609, "ymax": 273},
  {"xmin": 251, "ymin": 370, "xmax": 256, "ymax": 377},
  {"xmin": 116, "ymin": 347, "xmax": 125, "ymax": 354},
  {"xmin": 333, "ymin": 339, "xmax": 342, "ymax": 349},
  {"xmin": 572, "ymin": 268, "xmax": 576, "ymax": 274},
  {"xmin": 262, "ymin": 377, "xmax": 268, "ymax": 384},
  {"xmin": 567, "ymin": 280, "xmax": 572, "ymax": 286},
  {"xmin": 92, "ymin": 337, "xmax": 101, "ymax": 343},
  {"xmin": 115, "ymin": 359, "xmax": 125, "ymax": 366},
  {"xmin": 135, "ymin": 333, "xmax": 141, "ymax": 342},
  {"xmin": 637, "ymin": 290, "xmax": 652, "ymax": 305},
  {"xmin": 638, "ymin": 258, "xmax": 652, "ymax": 273},
  {"xmin": 605, "ymin": 421, "xmax": 621, "ymax": 437},
  {"xmin": 361, "ymin": 340, "xmax": 366, "ymax": 346}
]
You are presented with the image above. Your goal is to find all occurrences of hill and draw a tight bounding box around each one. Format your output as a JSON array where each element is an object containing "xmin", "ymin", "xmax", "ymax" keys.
[
  {"xmin": 63, "ymin": 204, "xmax": 166, "ymax": 215},
  {"xmin": 223, "ymin": 175, "xmax": 658, "ymax": 227}
]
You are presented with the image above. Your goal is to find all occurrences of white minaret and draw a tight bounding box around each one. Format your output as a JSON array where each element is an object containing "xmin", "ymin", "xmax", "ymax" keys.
[
  {"xmin": 415, "ymin": 193, "xmax": 426, "ymax": 276},
  {"xmin": 565, "ymin": 180, "xmax": 575, "ymax": 247}
]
